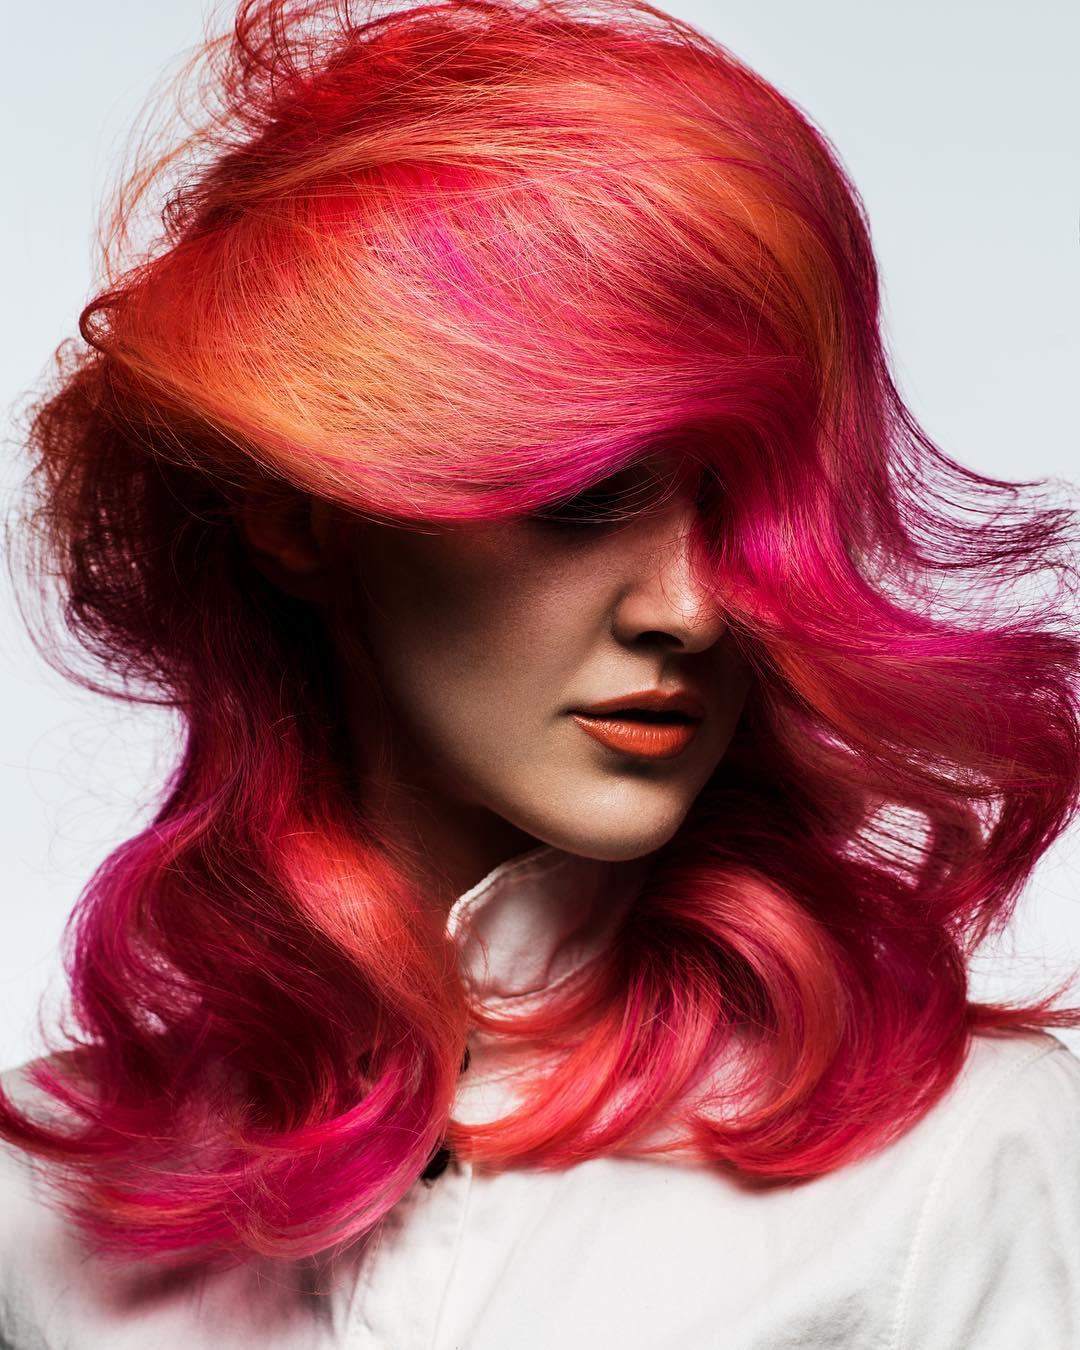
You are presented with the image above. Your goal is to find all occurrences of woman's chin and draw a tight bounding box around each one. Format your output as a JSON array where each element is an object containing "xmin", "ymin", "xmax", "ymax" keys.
[{"xmin": 500, "ymin": 787, "xmax": 696, "ymax": 863}]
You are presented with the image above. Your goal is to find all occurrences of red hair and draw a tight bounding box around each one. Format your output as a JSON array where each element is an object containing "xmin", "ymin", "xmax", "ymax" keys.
[{"xmin": 2, "ymin": 0, "xmax": 1079, "ymax": 1270}]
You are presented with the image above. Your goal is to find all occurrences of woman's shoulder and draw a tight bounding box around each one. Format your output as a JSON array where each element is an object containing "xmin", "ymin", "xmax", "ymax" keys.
[
  {"xmin": 921, "ymin": 1025, "xmax": 1080, "ymax": 1143},
  {"xmin": 0, "ymin": 1056, "xmax": 78, "ymax": 1348},
  {"xmin": 0, "ymin": 1054, "xmax": 89, "ymax": 1266},
  {"xmin": 896, "ymin": 1031, "xmax": 1080, "ymax": 1328},
  {"xmin": 0, "ymin": 1055, "xmax": 351, "ymax": 1350},
  {"xmin": 0, "ymin": 1049, "xmax": 86, "ymax": 1190},
  {"xmin": 953, "ymin": 1023, "xmax": 1080, "ymax": 1093},
  {"xmin": 856, "ymin": 1028, "xmax": 1080, "ymax": 1350},
  {"xmin": 586, "ymin": 1030, "xmax": 1080, "ymax": 1346},
  {"xmin": 884, "ymin": 1026, "xmax": 1080, "ymax": 1215},
  {"xmin": 0, "ymin": 1053, "xmax": 63, "ymax": 1198},
  {"xmin": 884, "ymin": 1026, "xmax": 1080, "ymax": 1210},
  {"xmin": 795, "ymin": 1027, "xmax": 1080, "ymax": 1217}
]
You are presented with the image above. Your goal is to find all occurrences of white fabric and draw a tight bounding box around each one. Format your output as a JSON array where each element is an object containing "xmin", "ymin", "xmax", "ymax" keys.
[{"xmin": 2, "ymin": 841, "xmax": 1079, "ymax": 1348}]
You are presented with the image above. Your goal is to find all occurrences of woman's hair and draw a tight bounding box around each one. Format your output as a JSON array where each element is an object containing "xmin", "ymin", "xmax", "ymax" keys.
[{"xmin": 3, "ymin": 0, "xmax": 1080, "ymax": 1271}]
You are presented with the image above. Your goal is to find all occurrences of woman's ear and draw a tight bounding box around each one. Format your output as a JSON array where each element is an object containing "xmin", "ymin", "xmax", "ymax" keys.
[{"xmin": 233, "ymin": 483, "xmax": 329, "ymax": 601}]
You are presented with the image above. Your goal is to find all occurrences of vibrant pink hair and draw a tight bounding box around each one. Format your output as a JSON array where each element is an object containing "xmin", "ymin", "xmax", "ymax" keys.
[{"xmin": 3, "ymin": 0, "xmax": 1080, "ymax": 1271}]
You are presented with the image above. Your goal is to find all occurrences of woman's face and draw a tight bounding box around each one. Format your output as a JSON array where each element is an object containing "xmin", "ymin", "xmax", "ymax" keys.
[{"xmin": 306, "ymin": 461, "xmax": 752, "ymax": 869}]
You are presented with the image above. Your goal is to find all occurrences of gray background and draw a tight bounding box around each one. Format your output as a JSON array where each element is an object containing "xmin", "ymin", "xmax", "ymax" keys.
[{"xmin": 2, "ymin": 0, "xmax": 1078, "ymax": 1069}]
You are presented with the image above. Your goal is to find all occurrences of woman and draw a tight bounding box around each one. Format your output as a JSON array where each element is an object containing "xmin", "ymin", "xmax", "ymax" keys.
[{"xmin": 1, "ymin": 0, "xmax": 1079, "ymax": 1343}]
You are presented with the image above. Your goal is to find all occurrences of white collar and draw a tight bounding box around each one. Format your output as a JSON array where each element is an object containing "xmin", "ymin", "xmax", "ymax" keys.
[{"xmin": 446, "ymin": 843, "xmax": 648, "ymax": 1006}]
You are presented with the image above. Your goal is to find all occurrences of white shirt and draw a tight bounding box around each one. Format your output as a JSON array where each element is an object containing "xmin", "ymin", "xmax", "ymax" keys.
[{"xmin": 2, "ymin": 841, "xmax": 1079, "ymax": 1348}]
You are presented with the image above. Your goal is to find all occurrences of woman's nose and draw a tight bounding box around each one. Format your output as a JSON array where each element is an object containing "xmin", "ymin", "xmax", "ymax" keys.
[{"xmin": 610, "ymin": 501, "xmax": 727, "ymax": 653}]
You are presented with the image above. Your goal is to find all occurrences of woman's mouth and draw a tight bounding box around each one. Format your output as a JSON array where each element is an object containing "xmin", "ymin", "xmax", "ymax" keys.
[{"xmin": 564, "ymin": 707, "xmax": 702, "ymax": 761}]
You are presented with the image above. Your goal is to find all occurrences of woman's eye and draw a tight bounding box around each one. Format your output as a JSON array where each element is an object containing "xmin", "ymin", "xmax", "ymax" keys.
[
  {"xmin": 527, "ymin": 488, "xmax": 630, "ymax": 528},
  {"xmin": 526, "ymin": 468, "xmax": 667, "ymax": 530}
]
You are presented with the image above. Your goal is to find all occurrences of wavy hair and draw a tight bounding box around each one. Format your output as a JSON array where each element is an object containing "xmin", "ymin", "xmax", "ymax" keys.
[{"xmin": 3, "ymin": 0, "xmax": 1080, "ymax": 1270}]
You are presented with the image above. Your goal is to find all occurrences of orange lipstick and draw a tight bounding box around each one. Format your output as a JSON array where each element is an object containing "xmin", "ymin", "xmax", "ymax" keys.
[
  {"xmin": 571, "ymin": 713, "xmax": 698, "ymax": 759},
  {"xmin": 568, "ymin": 688, "xmax": 705, "ymax": 761}
]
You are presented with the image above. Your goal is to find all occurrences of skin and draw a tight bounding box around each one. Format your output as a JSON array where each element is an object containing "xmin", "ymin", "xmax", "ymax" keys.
[{"xmin": 237, "ymin": 462, "xmax": 752, "ymax": 903}]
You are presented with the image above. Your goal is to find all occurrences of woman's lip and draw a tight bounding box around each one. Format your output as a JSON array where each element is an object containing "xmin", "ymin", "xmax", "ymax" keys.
[
  {"xmin": 574, "ymin": 688, "xmax": 707, "ymax": 720},
  {"xmin": 570, "ymin": 712, "xmax": 700, "ymax": 760}
]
